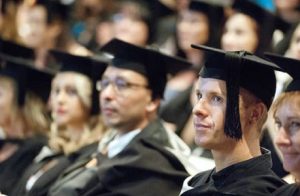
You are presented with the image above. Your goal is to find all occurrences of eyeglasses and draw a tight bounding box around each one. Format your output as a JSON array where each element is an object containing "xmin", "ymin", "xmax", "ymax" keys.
[{"xmin": 96, "ymin": 77, "xmax": 149, "ymax": 94}]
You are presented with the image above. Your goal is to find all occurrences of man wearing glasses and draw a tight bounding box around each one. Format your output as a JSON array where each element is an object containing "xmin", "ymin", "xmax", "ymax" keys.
[{"xmin": 49, "ymin": 39, "xmax": 196, "ymax": 196}]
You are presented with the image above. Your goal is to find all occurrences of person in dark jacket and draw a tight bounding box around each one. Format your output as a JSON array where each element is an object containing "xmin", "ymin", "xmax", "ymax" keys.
[
  {"xmin": 180, "ymin": 45, "xmax": 286, "ymax": 195},
  {"xmin": 48, "ymin": 38, "xmax": 196, "ymax": 196},
  {"xmin": 0, "ymin": 39, "xmax": 52, "ymax": 195},
  {"xmin": 11, "ymin": 51, "xmax": 108, "ymax": 196},
  {"xmin": 265, "ymin": 53, "xmax": 300, "ymax": 196}
]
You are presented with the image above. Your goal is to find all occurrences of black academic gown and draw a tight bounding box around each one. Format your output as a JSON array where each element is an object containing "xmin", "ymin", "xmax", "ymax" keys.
[
  {"xmin": 49, "ymin": 119, "xmax": 190, "ymax": 196},
  {"xmin": 181, "ymin": 149, "xmax": 286, "ymax": 196},
  {"xmin": 11, "ymin": 142, "xmax": 98, "ymax": 196},
  {"xmin": 0, "ymin": 136, "xmax": 46, "ymax": 195},
  {"xmin": 273, "ymin": 183, "xmax": 300, "ymax": 196}
]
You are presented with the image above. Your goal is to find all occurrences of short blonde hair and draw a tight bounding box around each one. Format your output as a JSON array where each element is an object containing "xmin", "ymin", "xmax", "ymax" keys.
[{"xmin": 272, "ymin": 91, "xmax": 300, "ymax": 118}]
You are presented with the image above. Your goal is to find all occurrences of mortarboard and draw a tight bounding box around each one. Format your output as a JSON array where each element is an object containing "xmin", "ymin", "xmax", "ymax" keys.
[
  {"xmin": 192, "ymin": 44, "xmax": 281, "ymax": 139},
  {"xmin": 265, "ymin": 53, "xmax": 300, "ymax": 92},
  {"xmin": 0, "ymin": 61, "xmax": 54, "ymax": 105},
  {"xmin": 99, "ymin": 38, "xmax": 192, "ymax": 99},
  {"xmin": 0, "ymin": 39, "xmax": 53, "ymax": 106},
  {"xmin": 50, "ymin": 50, "xmax": 108, "ymax": 115},
  {"xmin": 0, "ymin": 38, "xmax": 35, "ymax": 60}
]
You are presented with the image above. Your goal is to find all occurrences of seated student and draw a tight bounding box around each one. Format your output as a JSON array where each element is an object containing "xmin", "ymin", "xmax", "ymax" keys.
[
  {"xmin": 48, "ymin": 38, "xmax": 196, "ymax": 196},
  {"xmin": 0, "ymin": 39, "xmax": 52, "ymax": 195},
  {"xmin": 12, "ymin": 51, "xmax": 108, "ymax": 196},
  {"xmin": 264, "ymin": 53, "xmax": 300, "ymax": 196},
  {"xmin": 180, "ymin": 45, "xmax": 286, "ymax": 195}
]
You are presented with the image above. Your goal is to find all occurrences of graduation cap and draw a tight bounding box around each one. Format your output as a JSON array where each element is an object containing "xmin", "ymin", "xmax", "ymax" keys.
[
  {"xmin": 231, "ymin": 0, "xmax": 280, "ymax": 54},
  {"xmin": 99, "ymin": 38, "xmax": 192, "ymax": 99},
  {"xmin": 189, "ymin": 0, "xmax": 224, "ymax": 19},
  {"xmin": 0, "ymin": 58, "xmax": 54, "ymax": 106},
  {"xmin": 192, "ymin": 44, "xmax": 281, "ymax": 139},
  {"xmin": 0, "ymin": 38, "xmax": 53, "ymax": 105},
  {"xmin": 50, "ymin": 50, "xmax": 108, "ymax": 115},
  {"xmin": 188, "ymin": 0, "xmax": 225, "ymax": 47},
  {"xmin": 0, "ymin": 38, "xmax": 35, "ymax": 60},
  {"xmin": 264, "ymin": 53, "xmax": 300, "ymax": 92}
]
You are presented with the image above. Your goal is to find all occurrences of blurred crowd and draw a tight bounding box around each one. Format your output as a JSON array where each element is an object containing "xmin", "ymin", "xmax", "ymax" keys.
[{"xmin": 0, "ymin": 0, "xmax": 299, "ymax": 195}]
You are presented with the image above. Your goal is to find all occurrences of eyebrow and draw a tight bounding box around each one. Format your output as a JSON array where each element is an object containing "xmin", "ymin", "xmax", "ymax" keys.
[{"xmin": 196, "ymin": 88, "xmax": 227, "ymax": 97}]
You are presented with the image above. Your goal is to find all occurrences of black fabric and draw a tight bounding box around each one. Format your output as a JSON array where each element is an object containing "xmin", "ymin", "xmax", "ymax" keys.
[
  {"xmin": 181, "ymin": 149, "xmax": 286, "ymax": 196},
  {"xmin": 265, "ymin": 53, "xmax": 300, "ymax": 92},
  {"xmin": 0, "ymin": 38, "xmax": 34, "ymax": 59},
  {"xmin": 0, "ymin": 136, "xmax": 46, "ymax": 195},
  {"xmin": 273, "ymin": 183, "xmax": 300, "ymax": 196},
  {"xmin": 11, "ymin": 142, "xmax": 98, "ymax": 196},
  {"xmin": 49, "ymin": 119, "xmax": 189, "ymax": 196}
]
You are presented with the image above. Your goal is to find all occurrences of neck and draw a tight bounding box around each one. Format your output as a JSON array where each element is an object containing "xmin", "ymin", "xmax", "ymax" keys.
[
  {"xmin": 244, "ymin": 126, "xmax": 262, "ymax": 157},
  {"xmin": 2, "ymin": 116, "xmax": 26, "ymax": 139},
  {"xmin": 115, "ymin": 117, "xmax": 152, "ymax": 135},
  {"xmin": 212, "ymin": 139, "xmax": 253, "ymax": 172},
  {"xmin": 185, "ymin": 49, "xmax": 204, "ymax": 66},
  {"xmin": 66, "ymin": 122, "xmax": 86, "ymax": 141}
]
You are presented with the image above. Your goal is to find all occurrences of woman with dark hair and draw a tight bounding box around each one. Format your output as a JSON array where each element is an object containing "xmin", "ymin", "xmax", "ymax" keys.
[
  {"xmin": 111, "ymin": 0, "xmax": 155, "ymax": 46},
  {"xmin": 221, "ymin": 0, "xmax": 280, "ymax": 56},
  {"xmin": 15, "ymin": 0, "xmax": 90, "ymax": 69}
]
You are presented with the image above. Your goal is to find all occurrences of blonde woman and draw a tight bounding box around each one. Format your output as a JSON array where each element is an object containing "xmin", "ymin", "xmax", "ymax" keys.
[
  {"xmin": 0, "ymin": 41, "xmax": 53, "ymax": 195},
  {"xmin": 265, "ymin": 53, "xmax": 300, "ymax": 195},
  {"xmin": 13, "ymin": 51, "xmax": 107, "ymax": 196}
]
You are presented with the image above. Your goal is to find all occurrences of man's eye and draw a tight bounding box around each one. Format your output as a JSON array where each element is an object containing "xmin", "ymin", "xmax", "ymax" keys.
[
  {"xmin": 212, "ymin": 96, "xmax": 223, "ymax": 103},
  {"xmin": 115, "ymin": 79, "xmax": 129, "ymax": 90},
  {"xmin": 196, "ymin": 92, "xmax": 202, "ymax": 100},
  {"xmin": 100, "ymin": 79, "xmax": 110, "ymax": 89}
]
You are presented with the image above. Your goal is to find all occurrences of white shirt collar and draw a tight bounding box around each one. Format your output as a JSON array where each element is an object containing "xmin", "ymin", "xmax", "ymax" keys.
[{"xmin": 107, "ymin": 129, "xmax": 141, "ymax": 158}]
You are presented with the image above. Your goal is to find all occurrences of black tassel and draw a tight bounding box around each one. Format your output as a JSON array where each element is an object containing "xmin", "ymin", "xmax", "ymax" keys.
[{"xmin": 224, "ymin": 52, "xmax": 245, "ymax": 140}]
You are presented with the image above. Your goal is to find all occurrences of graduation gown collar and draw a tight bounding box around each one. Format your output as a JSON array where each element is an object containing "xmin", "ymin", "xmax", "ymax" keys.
[{"xmin": 211, "ymin": 148, "xmax": 272, "ymax": 187}]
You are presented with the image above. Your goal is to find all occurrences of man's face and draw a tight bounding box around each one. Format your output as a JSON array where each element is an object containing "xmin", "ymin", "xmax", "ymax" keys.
[
  {"xmin": 193, "ymin": 77, "xmax": 234, "ymax": 150},
  {"xmin": 99, "ymin": 66, "xmax": 153, "ymax": 132}
]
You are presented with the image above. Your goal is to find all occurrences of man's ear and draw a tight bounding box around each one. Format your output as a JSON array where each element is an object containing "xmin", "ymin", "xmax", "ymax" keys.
[
  {"xmin": 146, "ymin": 98, "xmax": 160, "ymax": 113},
  {"xmin": 249, "ymin": 102, "xmax": 265, "ymax": 124}
]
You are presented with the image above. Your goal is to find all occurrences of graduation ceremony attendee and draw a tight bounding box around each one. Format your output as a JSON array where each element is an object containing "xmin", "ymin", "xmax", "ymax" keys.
[
  {"xmin": 264, "ymin": 53, "xmax": 300, "ymax": 196},
  {"xmin": 160, "ymin": 0, "xmax": 225, "ymax": 147},
  {"xmin": 16, "ymin": 0, "xmax": 90, "ymax": 69},
  {"xmin": 221, "ymin": 0, "xmax": 280, "ymax": 56},
  {"xmin": 111, "ymin": 0, "xmax": 155, "ymax": 47},
  {"xmin": 221, "ymin": 0, "xmax": 289, "ymax": 178},
  {"xmin": 48, "ymin": 38, "xmax": 195, "ymax": 196},
  {"xmin": 0, "ymin": 39, "xmax": 52, "ymax": 195},
  {"xmin": 180, "ymin": 45, "xmax": 286, "ymax": 195},
  {"xmin": 11, "ymin": 51, "xmax": 108, "ymax": 196}
]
